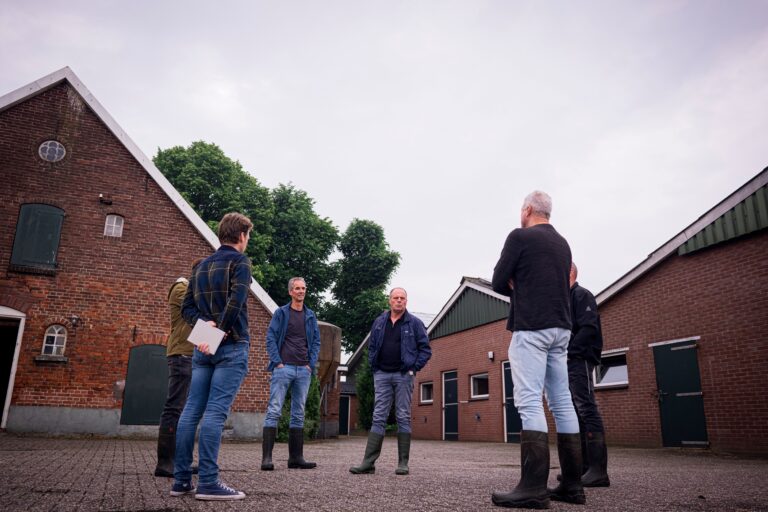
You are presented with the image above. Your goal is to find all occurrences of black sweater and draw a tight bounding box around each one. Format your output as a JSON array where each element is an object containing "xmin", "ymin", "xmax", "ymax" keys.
[{"xmin": 491, "ymin": 223, "xmax": 572, "ymax": 332}]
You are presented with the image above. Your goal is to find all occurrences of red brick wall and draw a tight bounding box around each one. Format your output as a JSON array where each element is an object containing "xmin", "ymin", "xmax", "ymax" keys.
[
  {"xmin": 0, "ymin": 82, "xmax": 273, "ymax": 414},
  {"xmin": 411, "ymin": 320, "xmax": 513, "ymax": 441},
  {"xmin": 598, "ymin": 229, "xmax": 768, "ymax": 455}
]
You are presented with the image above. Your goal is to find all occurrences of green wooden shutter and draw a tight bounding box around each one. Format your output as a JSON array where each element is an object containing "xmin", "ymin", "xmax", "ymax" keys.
[{"xmin": 10, "ymin": 204, "xmax": 65, "ymax": 272}]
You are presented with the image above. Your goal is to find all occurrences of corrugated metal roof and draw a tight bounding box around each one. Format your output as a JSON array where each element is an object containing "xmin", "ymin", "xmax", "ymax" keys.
[
  {"xmin": 678, "ymin": 184, "xmax": 768, "ymax": 255},
  {"xmin": 430, "ymin": 286, "xmax": 508, "ymax": 340}
]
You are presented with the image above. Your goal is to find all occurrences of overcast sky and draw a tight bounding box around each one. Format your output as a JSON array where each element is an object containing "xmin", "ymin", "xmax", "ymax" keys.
[{"xmin": 3, "ymin": 1, "xmax": 767, "ymax": 315}]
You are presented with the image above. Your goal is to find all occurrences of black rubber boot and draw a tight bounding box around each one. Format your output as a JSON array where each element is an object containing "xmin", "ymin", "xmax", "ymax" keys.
[
  {"xmin": 581, "ymin": 432, "xmax": 610, "ymax": 487},
  {"xmin": 549, "ymin": 433, "xmax": 586, "ymax": 505},
  {"xmin": 491, "ymin": 430, "xmax": 550, "ymax": 509},
  {"xmin": 261, "ymin": 426, "xmax": 276, "ymax": 471},
  {"xmin": 349, "ymin": 432, "xmax": 385, "ymax": 474},
  {"xmin": 396, "ymin": 432, "xmax": 411, "ymax": 475},
  {"xmin": 556, "ymin": 431, "xmax": 588, "ymax": 482},
  {"xmin": 287, "ymin": 427, "xmax": 316, "ymax": 469},
  {"xmin": 154, "ymin": 428, "xmax": 175, "ymax": 477}
]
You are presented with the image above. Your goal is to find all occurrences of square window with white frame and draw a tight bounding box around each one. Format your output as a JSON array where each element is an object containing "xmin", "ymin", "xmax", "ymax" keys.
[
  {"xmin": 594, "ymin": 352, "xmax": 628, "ymax": 388},
  {"xmin": 104, "ymin": 214, "xmax": 124, "ymax": 237},
  {"xmin": 471, "ymin": 373, "xmax": 489, "ymax": 399},
  {"xmin": 420, "ymin": 382, "xmax": 434, "ymax": 404}
]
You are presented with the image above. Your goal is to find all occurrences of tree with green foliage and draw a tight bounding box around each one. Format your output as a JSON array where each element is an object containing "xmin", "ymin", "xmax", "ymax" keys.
[
  {"xmin": 277, "ymin": 375, "xmax": 321, "ymax": 441},
  {"xmin": 154, "ymin": 141, "xmax": 274, "ymax": 281},
  {"xmin": 324, "ymin": 219, "xmax": 400, "ymax": 353},
  {"xmin": 263, "ymin": 184, "xmax": 338, "ymax": 309},
  {"xmin": 354, "ymin": 349, "xmax": 375, "ymax": 431}
]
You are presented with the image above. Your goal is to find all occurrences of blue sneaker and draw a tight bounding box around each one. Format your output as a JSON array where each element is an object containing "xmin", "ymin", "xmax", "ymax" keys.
[
  {"xmin": 195, "ymin": 480, "xmax": 245, "ymax": 501},
  {"xmin": 170, "ymin": 480, "xmax": 196, "ymax": 496}
]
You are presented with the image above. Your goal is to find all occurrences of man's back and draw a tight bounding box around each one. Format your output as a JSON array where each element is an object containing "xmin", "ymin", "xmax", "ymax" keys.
[{"xmin": 492, "ymin": 223, "xmax": 571, "ymax": 331}]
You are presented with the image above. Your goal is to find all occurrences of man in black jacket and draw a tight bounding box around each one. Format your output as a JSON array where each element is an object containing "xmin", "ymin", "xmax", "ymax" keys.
[{"xmin": 567, "ymin": 263, "xmax": 610, "ymax": 487}]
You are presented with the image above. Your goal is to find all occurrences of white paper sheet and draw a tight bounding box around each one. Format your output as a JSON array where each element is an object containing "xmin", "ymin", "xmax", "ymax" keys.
[{"xmin": 187, "ymin": 318, "xmax": 226, "ymax": 355}]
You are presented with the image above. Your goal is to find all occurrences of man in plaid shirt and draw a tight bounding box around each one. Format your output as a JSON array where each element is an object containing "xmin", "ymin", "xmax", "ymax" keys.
[{"xmin": 171, "ymin": 212, "xmax": 253, "ymax": 501}]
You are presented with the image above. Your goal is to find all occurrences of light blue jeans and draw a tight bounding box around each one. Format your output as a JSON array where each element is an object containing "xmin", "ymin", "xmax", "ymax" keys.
[
  {"xmin": 508, "ymin": 328, "xmax": 579, "ymax": 433},
  {"xmin": 174, "ymin": 342, "xmax": 249, "ymax": 485},
  {"xmin": 264, "ymin": 364, "xmax": 312, "ymax": 429},
  {"xmin": 371, "ymin": 370, "xmax": 414, "ymax": 435}
]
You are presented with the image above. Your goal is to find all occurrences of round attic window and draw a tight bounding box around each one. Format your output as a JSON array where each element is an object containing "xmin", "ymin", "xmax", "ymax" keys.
[{"xmin": 38, "ymin": 140, "xmax": 66, "ymax": 162}]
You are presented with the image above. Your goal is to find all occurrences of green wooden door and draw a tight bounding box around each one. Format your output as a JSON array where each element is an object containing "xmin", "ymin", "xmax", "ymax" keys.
[
  {"xmin": 502, "ymin": 361, "xmax": 522, "ymax": 443},
  {"xmin": 339, "ymin": 395, "xmax": 350, "ymax": 435},
  {"xmin": 652, "ymin": 340, "xmax": 708, "ymax": 447},
  {"xmin": 443, "ymin": 371, "xmax": 458, "ymax": 441},
  {"xmin": 121, "ymin": 345, "xmax": 168, "ymax": 425}
]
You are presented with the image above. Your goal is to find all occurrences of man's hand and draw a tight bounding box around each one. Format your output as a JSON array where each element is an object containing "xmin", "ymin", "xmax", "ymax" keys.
[
  {"xmin": 508, "ymin": 279, "xmax": 515, "ymax": 290},
  {"xmin": 304, "ymin": 365, "xmax": 311, "ymax": 373},
  {"xmin": 277, "ymin": 363, "xmax": 285, "ymax": 369},
  {"xmin": 197, "ymin": 321, "xmax": 217, "ymax": 355}
]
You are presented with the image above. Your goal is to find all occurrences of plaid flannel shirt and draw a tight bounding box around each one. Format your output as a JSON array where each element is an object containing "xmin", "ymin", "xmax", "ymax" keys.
[{"xmin": 182, "ymin": 245, "xmax": 252, "ymax": 343}]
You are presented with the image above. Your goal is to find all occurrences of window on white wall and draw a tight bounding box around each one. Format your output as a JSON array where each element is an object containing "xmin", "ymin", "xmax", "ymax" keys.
[
  {"xmin": 104, "ymin": 215, "xmax": 124, "ymax": 237},
  {"xmin": 42, "ymin": 325, "xmax": 67, "ymax": 356},
  {"xmin": 471, "ymin": 373, "xmax": 489, "ymax": 398},
  {"xmin": 420, "ymin": 382, "xmax": 434, "ymax": 404},
  {"xmin": 595, "ymin": 352, "xmax": 629, "ymax": 388}
]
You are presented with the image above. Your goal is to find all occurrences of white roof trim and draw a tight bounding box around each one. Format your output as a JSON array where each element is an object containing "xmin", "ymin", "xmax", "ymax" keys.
[
  {"xmin": 597, "ymin": 168, "xmax": 768, "ymax": 305},
  {"xmin": 0, "ymin": 67, "xmax": 278, "ymax": 314},
  {"xmin": 427, "ymin": 278, "xmax": 509, "ymax": 336}
]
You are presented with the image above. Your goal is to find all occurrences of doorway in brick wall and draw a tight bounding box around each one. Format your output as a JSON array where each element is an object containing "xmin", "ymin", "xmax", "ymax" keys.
[
  {"xmin": 651, "ymin": 338, "xmax": 709, "ymax": 448},
  {"xmin": 0, "ymin": 306, "xmax": 25, "ymax": 429},
  {"xmin": 502, "ymin": 360, "xmax": 522, "ymax": 443},
  {"xmin": 120, "ymin": 344, "xmax": 168, "ymax": 425},
  {"xmin": 443, "ymin": 371, "xmax": 458, "ymax": 441}
]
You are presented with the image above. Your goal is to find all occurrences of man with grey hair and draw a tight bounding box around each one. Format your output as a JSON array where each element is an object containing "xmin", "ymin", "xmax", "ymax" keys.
[
  {"xmin": 261, "ymin": 277, "xmax": 321, "ymax": 471},
  {"xmin": 350, "ymin": 287, "xmax": 431, "ymax": 476},
  {"xmin": 491, "ymin": 191, "xmax": 585, "ymax": 508}
]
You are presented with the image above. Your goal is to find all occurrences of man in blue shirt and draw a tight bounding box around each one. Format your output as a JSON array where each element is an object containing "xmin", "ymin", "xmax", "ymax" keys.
[
  {"xmin": 261, "ymin": 277, "xmax": 321, "ymax": 471},
  {"xmin": 171, "ymin": 212, "xmax": 253, "ymax": 501}
]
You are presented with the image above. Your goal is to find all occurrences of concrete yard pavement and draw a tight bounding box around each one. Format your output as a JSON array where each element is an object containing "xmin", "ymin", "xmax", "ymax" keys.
[{"xmin": 0, "ymin": 433, "xmax": 766, "ymax": 511}]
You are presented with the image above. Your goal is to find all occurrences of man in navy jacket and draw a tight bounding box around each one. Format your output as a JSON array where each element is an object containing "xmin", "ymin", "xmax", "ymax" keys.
[
  {"xmin": 566, "ymin": 263, "xmax": 610, "ymax": 487},
  {"xmin": 261, "ymin": 277, "xmax": 321, "ymax": 471},
  {"xmin": 350, "ymin": 287, "xmax": 431, "ymax": 476}
]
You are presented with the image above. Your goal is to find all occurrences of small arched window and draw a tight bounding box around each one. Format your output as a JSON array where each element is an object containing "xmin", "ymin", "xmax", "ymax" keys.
[
  {"xmin": 43, "ymin": 325, "xmax": 67, "ymax": 356},
  {"xmin": 104, "ymin": 214, "xmax": 124, "ymax": 237}
]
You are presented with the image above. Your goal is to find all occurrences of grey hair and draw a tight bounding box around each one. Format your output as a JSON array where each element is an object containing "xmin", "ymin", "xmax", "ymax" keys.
[
  {"xmin": 523, "ymin": 190, "xmax": 552, "ymax": 219},
  {"xmin": 389, "ymin": 287, "xmax": 407, "ymax": 297},
  {"xmin": 288, "ymin": 277, "xmax": 306, "ymax": 291}
]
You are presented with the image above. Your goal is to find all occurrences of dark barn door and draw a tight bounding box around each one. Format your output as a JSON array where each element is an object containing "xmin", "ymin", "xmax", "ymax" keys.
[
  {"xmin": 502, "ymin": 361, "xmax": 522, "ymax": 443},
  {"xmin": 443, "ymin": 371, "xmax": 458, "ymax": 441},
  {"xmin": 339, "ymin": 395, "xmax": 350, "ymax": 435},
  {"xmin": 653, "ymin": 340, "xmax": 708, "ymax": 447},
  {"xmin": 121, "ymin": 345, "xmax": 168, "ymax": 425}
]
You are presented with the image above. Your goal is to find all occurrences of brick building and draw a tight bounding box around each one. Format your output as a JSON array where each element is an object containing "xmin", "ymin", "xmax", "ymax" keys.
[
  {"xmin": 408, "ymin": 169, "xmax": 768, "ymax": 455},
  {"xmin": 0, "ymin": 67, "xmax": 284, "ymax": 437}
]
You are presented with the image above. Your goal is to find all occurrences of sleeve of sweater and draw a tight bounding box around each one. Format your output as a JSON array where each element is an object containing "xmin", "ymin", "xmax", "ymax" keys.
[{"xmin": 492, "ymin": 230, "xmax": 521, "ymax": 297}]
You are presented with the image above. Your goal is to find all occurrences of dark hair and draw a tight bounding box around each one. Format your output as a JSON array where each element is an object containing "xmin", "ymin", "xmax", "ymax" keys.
[
  {"xmin": 192, "ymin": 257, "xmax": 206, "ymax": 271},
  {"xmin": 218, "ymin": 213, "xmax": 253, "ymax": 244}
]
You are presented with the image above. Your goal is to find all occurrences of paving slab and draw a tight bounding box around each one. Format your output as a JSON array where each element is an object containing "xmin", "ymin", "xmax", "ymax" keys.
[{"xmin": 0, "ymin": 433, "xmax": 766, "ymax": 511}]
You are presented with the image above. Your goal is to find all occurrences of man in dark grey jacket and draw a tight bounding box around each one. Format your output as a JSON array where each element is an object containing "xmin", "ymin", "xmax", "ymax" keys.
[{"xmin": 350, "ymin": 287, "xmax": 431, "ymax": 476}]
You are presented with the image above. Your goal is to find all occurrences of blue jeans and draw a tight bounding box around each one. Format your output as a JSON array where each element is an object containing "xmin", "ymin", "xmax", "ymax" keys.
[
  {"xmin": 264, "ymin": 364, "xmax": 312, "ymax": 429},
  {"xmin": 174, "ymin": 342, "xmax": 248, "ymax": 485},
  {"xmin": 508, "ymin": 328, "xmax": 579, "ymax": 433},
  {"xmin": 371, "ymin": 370, "xmax": 414, "ymax": 435}
]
